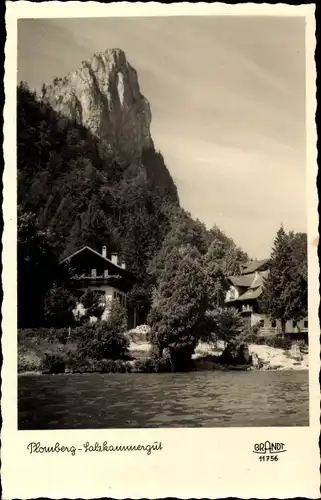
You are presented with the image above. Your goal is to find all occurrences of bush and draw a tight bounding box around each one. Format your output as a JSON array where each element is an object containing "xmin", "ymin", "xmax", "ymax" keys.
[
  {"xmin": 77, "ymin": 323, "xmax": 129, "ymax": 361},
  {"xmin": 132, "ymin": 358, "xmax": 156, "ymax": 373},
  {"xmin": 243, "ymin": 331, "xmax": 293, "ymax": 350},
  {"xmin": 202, "ymin": 307, "xmax": 244, "ymax": 344},
  {"xmin": 132, "ymin": 357, "xmax": 172, "ymax": 373},
  {"xmin": 82, "ymin": 299, "xmax": 129, "ymax": 360},
  {"xmin": 18, "ymin": 346, "xmax": 42, "ymax": 372},
  {"xmin": 18, "ymin": 327, "xmax": 70, "ymax": 344},
  {"xmin": 264, "ymin": 335, "xmax": 293, "ymax": 350},
  {"xmin": 41, "ymin": 352, "xmax": 66, "ymax": 374},
  {"xmin": 154, "ymin": 357, "xmax": 172, "ymax": 373},
  {"xmin": 95, "ymin": 359, "xmax": 132, "ymax": 373},
  {"xmin": 75, "ymin": 302, "xmax": 130, "ymax": 361},
  {"xmin": 149, "ymin": 342, "xmax": 163, "ymax": 360},
  {"xmin": 67, "ymin": 356, "xmax": 94, "ymax": 374},
  {"xmin": 240, "ymin": 324, "xmax": 261, "ymax": 344},
  {"xmin": 79, "ymin": 289, "xmax": 106, "ymax": 319},
  {"xmin": 64, "ymin": 352, "xmax": 134, "ymax": 374}
]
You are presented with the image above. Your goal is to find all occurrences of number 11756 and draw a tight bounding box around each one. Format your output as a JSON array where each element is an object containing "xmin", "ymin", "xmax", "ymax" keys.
[{"xmin": 259, "ymin": 455, "xmax": 279, "ymax": 462}]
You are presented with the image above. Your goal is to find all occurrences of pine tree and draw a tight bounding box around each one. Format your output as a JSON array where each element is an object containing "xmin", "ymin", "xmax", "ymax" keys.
[{"xmin": 262, "ymin": 225, "xmax": 307, "ymax": 334}]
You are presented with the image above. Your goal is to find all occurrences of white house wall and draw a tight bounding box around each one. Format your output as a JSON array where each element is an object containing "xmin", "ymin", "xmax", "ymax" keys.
[
  {"xmin": 225, "ymin": 286, "xmax": 240, "ymax": 302},
  {"xmin": 249, "ymin": 313, "xmax": 308, "ymax": 334},
  {"xmin": 73, "ymin": 285, "xmax": 129, "ymax": 321}
]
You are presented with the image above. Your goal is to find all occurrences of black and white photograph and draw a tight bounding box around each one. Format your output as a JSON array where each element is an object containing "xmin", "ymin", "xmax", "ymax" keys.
[
  {"xmin": 15, "ymin": 12, "xmax": 314, "ymax": 431},
  {"xmin": 2, "ymin": 3, "xmax": 319, "ymax": 499}
]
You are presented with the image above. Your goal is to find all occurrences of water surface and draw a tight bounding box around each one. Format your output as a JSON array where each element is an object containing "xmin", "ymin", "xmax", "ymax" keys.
[{"xmin": 18, "ymin": 370, "xmax": 309, "ymax": 429}]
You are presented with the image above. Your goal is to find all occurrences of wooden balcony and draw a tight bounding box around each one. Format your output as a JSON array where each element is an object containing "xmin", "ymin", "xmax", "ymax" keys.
[{"xmin": 72, "ymin": 274, "xmax": 124, "ymax": 288}]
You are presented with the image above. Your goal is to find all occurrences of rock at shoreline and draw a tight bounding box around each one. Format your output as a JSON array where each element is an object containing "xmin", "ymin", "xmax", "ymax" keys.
[
  {"xmin": 248, "ymin": 344, "xmax": 308, "ymax": 371},
  {"xmin": 219, "ymin": 342, "xmax": 252, "ymax": 367}
]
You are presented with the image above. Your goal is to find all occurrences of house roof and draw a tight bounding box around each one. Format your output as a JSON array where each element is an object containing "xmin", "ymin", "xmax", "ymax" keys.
[
  {"xmin": 227, "ymin": 274, "xmax": 256, "ymax": 288},
  {"xmin": 227, "ymin": 268, "xmax": 269, "ymax": 304},
  {"xmin": 250, "ymin": 270, "xmax": 269, "ymax": 288},
  {"xmin": 237, "ymin": 286, "xmax": 263, "ymax": 301},
  {"xmin": 240, "ymin": 259, "xmax": 270, "ymax": 275},
  {"xmin": 60, "ymin": 245, "xmax": 135, "ymax": 280}
]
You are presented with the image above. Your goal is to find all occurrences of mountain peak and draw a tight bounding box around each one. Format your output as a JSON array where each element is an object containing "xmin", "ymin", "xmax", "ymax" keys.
[{"xmin": 41, "ymin": 48, "xmax": 153, "ymax": 160}]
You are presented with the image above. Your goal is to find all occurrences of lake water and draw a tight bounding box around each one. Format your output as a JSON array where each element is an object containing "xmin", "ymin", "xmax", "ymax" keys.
[{"xmin": 18, "ymin": 370, "xmax": 309, "ymax": 429}]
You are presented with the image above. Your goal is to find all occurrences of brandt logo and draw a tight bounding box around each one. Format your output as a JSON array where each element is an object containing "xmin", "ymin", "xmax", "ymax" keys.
[{"xmin": 253, "ymin": 441, "xmax": 287, "ymax": 455}]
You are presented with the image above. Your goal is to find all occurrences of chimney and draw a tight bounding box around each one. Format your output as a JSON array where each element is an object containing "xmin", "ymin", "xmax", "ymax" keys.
[
  {"xmin": 102, "ymin": 246, "xmax": 107, "ymax": 258},
  {"xmin": 111, "ymin": 253, "xmax": 118, "ymax": 266}
]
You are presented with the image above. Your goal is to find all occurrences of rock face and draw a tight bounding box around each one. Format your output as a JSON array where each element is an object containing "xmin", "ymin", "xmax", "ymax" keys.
[{"xmin": 41, "ymin": 48, "xmax": 154, "ymax": 160}]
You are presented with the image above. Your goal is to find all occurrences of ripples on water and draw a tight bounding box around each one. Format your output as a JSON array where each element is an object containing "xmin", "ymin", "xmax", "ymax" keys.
[{"xmin": 18, "ymin": 370, "xmax": 309, "ymax": 429}]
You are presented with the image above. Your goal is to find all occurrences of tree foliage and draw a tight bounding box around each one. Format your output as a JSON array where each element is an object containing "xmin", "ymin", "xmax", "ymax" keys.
[
  {"xmin": 202, "ymin": 226, "xmax": 248, "ymax": 310},
  {"xmin": 18, "ymin": 208, "xmax": 72, "ymax": 327},
  {"xmin": 17, "ymin": 82, "xmax": 179, "ymax": 287},
  {"xmin": 83, "ymin": 290, "xmax": 106, "ymax": 319},
  {"xmin": 201, "ymin": 307, "xmax": 244, "ymax": 344},
  {"xmin": 207, "ymin": 225, "xmax": 249, "ymax": 275},
  {"xmin": 44, "ymin": 284, "xmax": 76, "ymax": 328},
  {"xmin": 148, "ymin": 208, "xmax": 209, "ymax": 286},
  {"xmin": 17, "ymin": 80, "xmax": 250, "ymax": 339},
  {"xmin": 262, "ymin": 226, "xmax": 307, "ymax": 332},
  {"xmin": 77, "ymin": 299, "xmax": 129, "ymax": 360},
  {"xmin": 148, "ymin": 245, "xmax": 208, "ymax": 370}
]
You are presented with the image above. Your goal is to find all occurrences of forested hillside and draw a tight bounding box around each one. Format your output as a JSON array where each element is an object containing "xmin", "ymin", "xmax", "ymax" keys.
[
  {"xmin": 18, "ymin": 82, "xmax": 178, "ymax": 279},
  {"xmin": 17, "ymin": 81, "xmax": 249, "ymax": 327}
]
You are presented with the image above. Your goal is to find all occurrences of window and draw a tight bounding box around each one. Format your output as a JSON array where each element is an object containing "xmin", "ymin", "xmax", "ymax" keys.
[
  {"xmin": 91, "ymin": 268, "xmax": 96, "ymax": 277},
  {"xmin": 229, "ymin": 289, "xmax": 235, "ymax": 299},
  {"xmin": 304, "ymin": 320, "xmax": 308, "ymax": 328},
  {"xmin": 259, "ymin": 319, "xmax": 264, "ymax": 327},
  {"xmin": 271, "ymin": 320, "xmax": 276, "ymax": 328},
  {"xmin": 104, "ymin": 269, "xmax": 109, "ymax": 278},
  {"xmin": 292, "ymin": 320, "xmax": 297, "ymax": 328}
]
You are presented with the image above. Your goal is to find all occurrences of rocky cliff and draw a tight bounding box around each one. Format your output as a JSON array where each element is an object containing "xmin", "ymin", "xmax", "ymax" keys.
[
  {"xmin": 40, "ymin": 48, "xmax": 154, "ymax": 161},
  {"xmin": 18, "ymin": 49, "xmax": 179, "ymax": 285}
]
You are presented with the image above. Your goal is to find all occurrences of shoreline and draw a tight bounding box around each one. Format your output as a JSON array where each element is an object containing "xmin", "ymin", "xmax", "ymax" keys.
[
  {"xmin": 18, "ymin": 367, "xmax": 310, "ymax": 376},
  {"xmin": 18, "ymin": 340, "xmax": 309, "ymax": 376}
]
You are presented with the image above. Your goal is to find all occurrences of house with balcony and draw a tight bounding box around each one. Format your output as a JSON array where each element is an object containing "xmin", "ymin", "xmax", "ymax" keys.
[
  {"xmin": 60, "ymin": 245, "xmax": 142, "ymax": 328},
  {"xmin": 225, "ymin": 259, "xmax": 308, "ymax": 336}
]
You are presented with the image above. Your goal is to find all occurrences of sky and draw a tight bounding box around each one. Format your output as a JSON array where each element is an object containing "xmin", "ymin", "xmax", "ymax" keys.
[{"xmin": 17, "ymin": 16, "xmax": 307, "ymax": 258}]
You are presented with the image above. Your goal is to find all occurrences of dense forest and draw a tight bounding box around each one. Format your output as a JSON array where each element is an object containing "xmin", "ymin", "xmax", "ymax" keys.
[
  {"xmin": 17, "ymin": 77, "xmax": 309, "ymax": 377},
  {"xmin": 17, "ymin": 81, "xmax": 249, "ymax": 328}
]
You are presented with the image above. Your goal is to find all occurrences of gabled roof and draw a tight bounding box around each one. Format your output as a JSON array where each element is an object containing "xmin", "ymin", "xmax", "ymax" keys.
[
  {"xmin": 250, "ymin": 270, "xmax": 269, "ymax": 289},
  {"xmin": 60, "ymin": 245, "xmax": 134, "ymax": 279},
  {"xmin": 240, "ymin": 259, "xmax": 270, "ymax": 275},
  {"xmin": 227, "ymin": 274, "xmax": 256, "ymax": 288},
  {"xmin": 237, "ymin": 286, "xmax": 262, "ymax": 301},
  {"xmin": 226, "ymin": 268, "xmax": 269, "ymax": 303}
]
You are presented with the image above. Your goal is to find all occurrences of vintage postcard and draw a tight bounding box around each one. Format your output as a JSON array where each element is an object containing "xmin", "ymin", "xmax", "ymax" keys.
[{"xmin": 2, "ymin": 2, "xmax": 319, "ymax": 498}]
